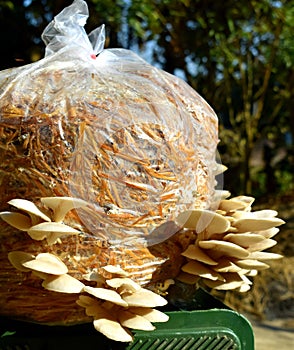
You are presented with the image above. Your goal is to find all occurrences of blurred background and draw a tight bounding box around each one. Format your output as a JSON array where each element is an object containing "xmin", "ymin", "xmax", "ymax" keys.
[{"xmin": 0, "ymin": 0, "xmax": 293, "ymax": 325}]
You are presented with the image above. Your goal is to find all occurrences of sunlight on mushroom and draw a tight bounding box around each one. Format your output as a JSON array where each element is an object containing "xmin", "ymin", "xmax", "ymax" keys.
[
  {"xmin": 27, "ymin": 222, "xmax": 80, "ymax": 245},
  {"xmin": 177, "ymin": 194, "xmax": 284, "ymax": 293},
  {"xmin": 22, "ymin": 252, "xmax": 68, "ymax": 275},
  {"xmin": 8, "ymin": 198, "xmax": 51, "ymax": 224},
  {"xmin": 0, "ymin": 212, "xmax": 32, "ymax": 231},
  {"xmin": 42, "ymin": 274, "xmax": 85, "ymax": 293},
  {"xmin": 83, "ymin": 286, "xmax": 128, "ymax": 307},
  {"xmin": 176, "ymin": 209, "xmax": 230, "ymax": 235},
  {"xmin": 41, "ymin": 197, "xmax": 89, "ymax": 222},
  {"xmin": 8, "ymin": 251, "xmax": 35, "ymax": 272}
]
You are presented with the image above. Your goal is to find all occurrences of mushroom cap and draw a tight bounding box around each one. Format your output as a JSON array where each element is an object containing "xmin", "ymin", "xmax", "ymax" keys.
[
  {"xmin": 246, "ymin": 269, "xmax": 258, "ymax": 276},
  {"xmin": 213, "ymin": 164, "xmax": 228, "ymax": 176},
  {"xmin": 204, "ymin": 272, "xmax": 249, "ymax": 291},
  {"xmin": 122, "ymin": 289, "xmax": 168, "ymax": 307},
  {"xmin": 181, "ymin": 244, "xmax": 218, "ymax": 265},
  {"xmin": 41, "ymin": 197, "xmax": 89, "ymax": 222},
  {"xmin": 257, "ymin": 227, "xmax": 280, "ymax": 239},
  {"xmin": 232, "ymin": 217, "xmax": 285, "ymax": 233},
  {"xmin": 106, "ymin": 278, "xmax": 141, "ymax": 293},
  {"xmin": 247, "ymin": 238, "xmax": 277, "ymax": 252},
  {"xmin": 93, "ymin": 315, "xmax": 133, "ymax": 342},
  {"xmin": 238, "ymin": 283, "xmax": 251, "ymax": 292},
  {"xmin": 42, "ymin": 274, "xmax": 85, "ymax": 293},
  {"xmin": 242, "ymin": 209, "xmax": 278, "ymax": 218},
  {"xmin": 199, "ymin": 240, "xmax": 250, "ymax": 259},
  {"xmin": 248, "ymin": 251, "xmax": 283, "ymax": 261},
  {"xmin": 8, "ymin": 199, "xmax": 51, "ymax": 222},
  {"xmin": 181, "ymin": 260, "xmax": 224, "ymax": 281},
  {"xmin": 232, "ymin": 196, "xmax": 255, "ymax": 207},
  {"xmin": 0, "ymin": 212, "xmax": 32, "ymax": 231},
  {"xmin": 119, "ymin": 310, "xmax": 155, "ymax": 331},
  {"xmin": 176, "ymin": 209, "xmax": 230, "ymax": 234},
  {"xmin": 27, "ymin": 222, "xmax": 80, "ymax": 244},
  {"xmin": 219, "ymin": 198, "xmax": 251, "ymax": 212},
  {"xmin": 176, "ymin": 271, "xmax": 200, "ymax": 284},
  {"xmin": 22, "ymin": 252, "xmax": 68, "ymax": 275},
  {"xmin": 213, "ymin": 258, "xmax": 243, "ymax": 273},
  {"xmin": 223, "ymin": 233, "xmax": 265, "ymax": 247},
  {"xmin": 8, "ymin": 251, "xmax": 35, "ymax": 272},
  {"xmin": 83, "ymin": 286, "xmax": 128, "ymax": 307},
  {"xmin": 214, "ymin": 190, "xmax": 231, "ymax": 200},
  {"xmin": 76, "ymin": 295, "xmax": 96, "ymax": 308},
  {"xmin": 28, "ymin": 222, "xmax": 80, "ymax": 235},
  {"xmin": 129, "ymin": 307, "xmax": 169, "ymax": 323},
  {"xmin": 234, "ymin": 259, "xmax": 270, "ymax": 270}
]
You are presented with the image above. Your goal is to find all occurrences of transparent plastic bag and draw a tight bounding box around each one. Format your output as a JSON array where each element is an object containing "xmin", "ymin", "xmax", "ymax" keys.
[
  {"xmin": 0, "ymin": 0, "xmax": 218, "ymax": 246},
  {"xmin": 0, "ymin": 0, "xmax": 218, "ymax": 324}
]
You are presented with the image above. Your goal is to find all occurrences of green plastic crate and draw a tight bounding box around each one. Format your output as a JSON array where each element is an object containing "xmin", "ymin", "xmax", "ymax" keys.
[
  {"xmin": 0, "ymin": 308, "xmax": 254, "ymax": 350},
  {"xmin": 128, "ymin": 309, "xmax": 254, "ymax": 350}
]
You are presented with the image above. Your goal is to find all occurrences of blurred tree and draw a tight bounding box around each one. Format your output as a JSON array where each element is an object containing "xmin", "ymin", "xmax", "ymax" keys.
[
  {"xmin": 127, "ymin": 0, "xmax": 294, "ymax": 196},
  {"xmin": 0, "ymin": 0, "xmax": 293, "ymax": 198}
]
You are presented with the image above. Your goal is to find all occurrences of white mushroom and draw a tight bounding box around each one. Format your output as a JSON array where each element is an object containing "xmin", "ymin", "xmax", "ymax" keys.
[
  {"xmin": 223, "ymin": 233, "xmax": 265, "ymax": 247},
  {"xmin": 76, "ymin": 295, "xmax": 97, "ymax": 308},
  {"xmin": 248, "ymin": 251, "xmax": 283, "ymax": 261},
  {"xmin": 213, "ymin": 190, "xmax": 231, "ymax": 200},
  {"xmin": 213, "ymin": 258, "xmax": 243, "ymax": 273},
  {"xmin": 199, "ymin": 240, "xmax": 249, "ymax": 259},
  {"xmin": 83, "ymin": 286, "xmax": 128, "ymax": 307},
  {"xmin": 232, "ymin": 217, "xmax": 285, "ymax": 233},
  {"xmin": 0, "ymin": 212, "xmax": 32, "ymax": 231},
  {"xmin": 22, "ymin": 252, "xmax": 68, "ymax": 275},
  {"xmin": 129, "ymin": 307, "xmax": 169, "ymax": 323},
  {"xmin": 27, "ymin": 222, "xmax": 80, "ymax": 244},
  {"xmin": 93, "ymin": 315, "xmax": 133, "ymax": 343},
  {"xmin": 246, "ymin": 269, "xmax": 258, "ymax": 277},
  {"xmin": 204, "ymin": 273, "xmax": 248, "ymax": 291},
  {"xmin": 213, "ymin": 164, "xmax": 228, "ymax": 176},
  {"xmin": 176, "ymin": 272, "xmax": 200, "ymax": 285},
  {"xmin": 232, "ymin": 196, "xmax": 255, "ymax": 208},
  {"xmin": 42, "ymin": 274, "xmax": 85, "ymax": 293},
  {"xmin": 122, "ymin": 289, "xmax": 168, "ymax": 307},
  {"xmin": 41, "ymin": 197, "xmax": 89, "ymax": 222},
  {"xmin": 8, "ymin": 251, "xmax": 35, "ymax": 272},
  {"xmin": 219, "ymin": 199, "xmax": 250, "ymax": 212},
  {"xmin": 234, "ymin": 259, "xmax": 270, "ymax": 270},
  {"xmin": 181, "ymin": 244, "xmax": 218, "ymax": 265},
  {"xmin": 176, "ymin": 209, "xmax": 230, "ymax": 235},
  {"xmin": 8, "ymin": 199, "xmax": 51, "ymax": 224},
  {"xmin": 181, "ymin": 260, "xmax": 224, "ymax": 281},
  {"xmin": 76, "ymin": 295, "xmax": 108, "ymax": 318},
  {"xmin": 247, "ymin": 239, "xmax": 277, "ymax": 252},
  {"xmin": 257, "ymin": 227, "xmax": 280, "ymax": 239},
  {"xmin": 238, "ymin": 283, "xmax": 251, "ymax": 292},
  {"xmin": 106, "ymin": 278, "xmax": 141, "ymax": 293},
  {"xmin": 118, "ymin": 310, "xmax": 155, "ymax": 331}
]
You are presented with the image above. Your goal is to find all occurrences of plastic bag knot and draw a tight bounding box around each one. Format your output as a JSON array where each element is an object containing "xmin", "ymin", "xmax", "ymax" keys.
[{"xmin": 41, "ymin": 0, "xmax": 105, "ymax": 59}]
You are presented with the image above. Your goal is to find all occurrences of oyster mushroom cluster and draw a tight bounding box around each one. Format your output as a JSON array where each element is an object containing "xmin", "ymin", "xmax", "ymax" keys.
[
  {"xmin": 1, "ymin": 197, "xmax": 170, "ymax": 342},
  {"xmin": 78, "ymin": 265, "xmax": 168, "ymax": 342},
  {"xmin": 0, "ymin": 197, "xmax": 88, "ymax": 245},
  {"xmin": 8, "ymin": 250, "xmax": 168, "ymax": 342},
  {"xmin": 0, "ymin": 193, "xmax": 285, "ymax": 342},
  {"xmin": 176, "ymin": 195, "xmax": 284, "ymax": 292}
]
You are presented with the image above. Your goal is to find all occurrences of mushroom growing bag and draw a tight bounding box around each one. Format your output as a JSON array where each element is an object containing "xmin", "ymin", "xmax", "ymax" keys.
[
  {"xmin": 0, "ymin": 0, "xmax": 285, "ymax": 339},
  {"xmin": 0, "ymin": 0, "xmax": 218, "ymax": 325}
]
